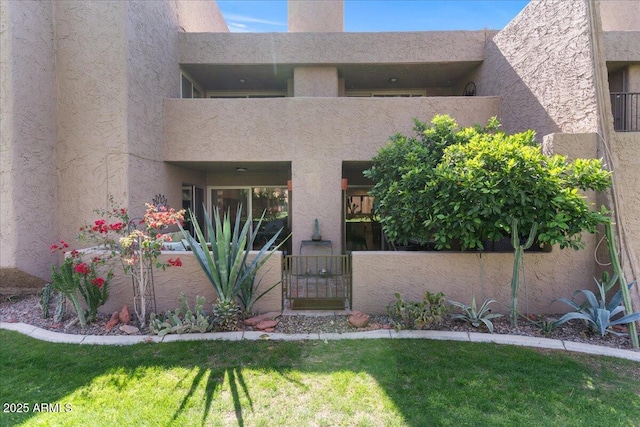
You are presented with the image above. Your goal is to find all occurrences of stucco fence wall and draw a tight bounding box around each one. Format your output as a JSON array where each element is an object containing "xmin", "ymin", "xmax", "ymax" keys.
[
  {"xmin": 98, "ymin": 244, "xmax": 596, "ymax": 319},
  {"xmin": 352, "ymin": 246, "xmax": 596, "ymax": 316},
  {"xmin": 100, "ymin": 251, "xmax": 283, "ymax": 316}
]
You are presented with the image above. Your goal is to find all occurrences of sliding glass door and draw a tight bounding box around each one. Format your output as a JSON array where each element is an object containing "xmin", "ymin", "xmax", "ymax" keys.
[{"xmin": 208, "ymin": 186, "xmax": 290, "ymax": 251}]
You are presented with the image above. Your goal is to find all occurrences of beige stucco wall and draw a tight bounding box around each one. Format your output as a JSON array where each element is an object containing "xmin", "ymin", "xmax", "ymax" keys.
[
  {"xmin": 175, "ymin": 0, "xmax": 229, "ymax": 33},
  {"xmin": 124, "ymin": 0, "xmax": 227, "ymax": 214},
  {"xmin": 294, "ymin": 67, "xmax": 339, "ymax": 97},
  {"xmin": 289, "ymin": 0, "xmax": 343, "ymax": 33},
  {"xmin": 126, "ymin": 0, "xmax": 194, "ymax": 215},
  {"xmin": 55, "ymin": 0, "xmax": 130, "ymax": 245},
  {"xmin": 164, "ymin": 97, "xmax": 501, "ymax": 161},
  {"xmin": 0, "ymin": 0, "xmax": 229, "ymax": 283},
  {"xmin": 599, "ymin": 0, "xmax": 640, "ymax": 31},
  {"xmin": 54, "ymin": 0, "xmax": 227, "ymax": 271},
  {"xmin": 164, "ymin": 96, "xmax": 501, "ymax": 252},
  {"xmin": 352, "ymin": 245, "xmax": 598, "ymax": 316},
  {"xmin": 101, "ymin": 251, "xmax": 283, "ymax": 316},
  {"xmin": 613, "ymin": 133, "xmax": 640, "ymax": 269},
  {"xmin": 473, "ymin": 0, "xmax": 599, "ymax": 137},
  {"xmin": 608, "ymin": 132, "xmax": 640, "ymax": 310},
  {"xmin": 591, "ymin": 0, "xmax": 640, "ymax": 313},
  {"xmin": 0, "ymin": 0, "xmax": 59, "ymax": 279},
  {"xmin": 602, "ymin": 32, "xmax": 640, "ymax": 62},
  {"xmin": 542, "ymin": 132, "xmax": 599, "ymax": 161},
  {"xmin": 179, "ymin": 31, "xmax": 491, "ymax": 65}
]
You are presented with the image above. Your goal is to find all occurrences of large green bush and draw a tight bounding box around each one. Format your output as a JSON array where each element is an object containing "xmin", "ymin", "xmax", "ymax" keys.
[
  {"xmin": 365, "ymin": 115, "xmax": 611, "ymax": 325},
  {"xmin": 365, "ymin": 115, "xmax": 611, "ymax": 250}
]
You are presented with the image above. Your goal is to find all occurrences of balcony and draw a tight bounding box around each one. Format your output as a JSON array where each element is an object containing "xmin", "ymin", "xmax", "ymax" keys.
[
  {"xmin": 163, "ymin": 96, "xmax": 502, "ymax": 163},
  {"xmin": 611, "ymin": 92, "xmax": 639, "ymax": 132}
]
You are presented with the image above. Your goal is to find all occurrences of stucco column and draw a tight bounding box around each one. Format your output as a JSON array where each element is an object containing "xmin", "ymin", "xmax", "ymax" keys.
[
  {"xmin": 293, "ymin": 67, "xmax": 339, "ymax": 97},
  {"xmin": 288, "ymin": 0, "xmax": 343, "ymax": 32},
  {"xmin": 291, "ymin": 159, "xmax": 343, "ymax": 255},
  {"xmin": 0, "ymin": 0, "xmax": 58, "ymax": 280}
]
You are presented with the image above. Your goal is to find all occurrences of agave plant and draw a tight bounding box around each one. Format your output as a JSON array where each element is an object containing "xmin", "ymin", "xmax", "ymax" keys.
[
  {"xmin": 555, "ymin": 278, "xmax": 640, "ymax": 337},
  {"xmin": 238, "ymin": 271, "xmax": 282, "ymax": 316},
  {"xmin": 180, "ymin": 206, "xmax": 286, "ymax": 313},
  {"xmin": 449, "ymin": 296, "xmax": 503, "ymax": 333}
]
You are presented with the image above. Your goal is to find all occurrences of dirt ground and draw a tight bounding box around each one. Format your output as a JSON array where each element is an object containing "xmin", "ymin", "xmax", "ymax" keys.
[{"xmin": 0, "ymin": 268, "xmax": 47, "ymax": 295}]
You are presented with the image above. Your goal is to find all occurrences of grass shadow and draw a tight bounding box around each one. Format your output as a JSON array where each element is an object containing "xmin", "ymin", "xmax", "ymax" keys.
[{"xmin": 1, "ymin": 330, "xmax": 638, "ymax": 426}]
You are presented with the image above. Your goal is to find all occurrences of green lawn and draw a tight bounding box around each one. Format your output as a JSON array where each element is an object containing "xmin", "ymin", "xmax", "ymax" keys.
[{"xmin": 1, "ymin": 330, "xmax": 638, "ymax": 427}]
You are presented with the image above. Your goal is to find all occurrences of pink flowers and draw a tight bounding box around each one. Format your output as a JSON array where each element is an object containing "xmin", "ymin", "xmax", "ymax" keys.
[
  {"xmin": 91, "ymin": 277, "xmax": 105, "ymax": 288},
  {"xmin": 50, "ymin": 240, "xmax": 70, "ymax": 252},
  {"xmin": 74, "ymin": 263, "xmax": 91, "ymax": 275},
  {"xmin": 55, "ymin": 199, "xmax": 185, "ymax": 287},
  {"xmin": 143, "ymin": 204, "xmax": 185, "ymax": 230},
  {"xmin": 89, "ymin": 219, "xmax": 124, "ymax": 234},
  {"xmin": 167, "ymin": 258, "xmax": 182, "ymax": 267},
  {"xmin": 91, "ymin": 219, "xmax": 109, "ymax": 234},
  {"xmin": 109, "ymin": 222, "xmax": 125, "ymax": 231}
]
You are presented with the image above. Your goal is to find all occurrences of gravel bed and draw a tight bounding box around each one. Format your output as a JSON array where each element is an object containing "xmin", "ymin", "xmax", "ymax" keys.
[{"xmin": 0, "ymin": 293, "xmax": 636, "ymax": 350}]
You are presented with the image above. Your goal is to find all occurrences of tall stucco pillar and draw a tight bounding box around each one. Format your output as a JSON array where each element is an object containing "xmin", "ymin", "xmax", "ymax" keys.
[
  {"xmin": 293, "ymin": 67, "xmax": 339, "ymax": 97},
  {"xmin": 291, "ymin": 159, "xmax": 343, "ymax": 256},
  {"xmin": 288, "ymin": 0, "xmax": 343, "ymax": 32},
  {"xmin": 0, "ymin": 0, "xmax": 58, "ymax": 281}
]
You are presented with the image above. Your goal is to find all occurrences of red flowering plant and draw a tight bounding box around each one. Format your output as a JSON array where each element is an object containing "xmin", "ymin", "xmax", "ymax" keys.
[
  {"xmin": 49, "ymin": 241, "xmax": 112, "ymax": 328},
  {"xmin": 77, "ymin": 199, "xmax": 185, "ymax": 326},
  {"xmin": 116, "ymin": 203, "xmax": 185, "ymax": 272},
  {"xmin": 50, "ymin": 197, "xmax": 185, "ymax": 328}
]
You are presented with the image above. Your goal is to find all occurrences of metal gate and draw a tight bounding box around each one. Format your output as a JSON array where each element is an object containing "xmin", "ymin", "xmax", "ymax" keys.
[{"xmin": 282, "ymin": 255, "xmax": 352, "ymax": 310}]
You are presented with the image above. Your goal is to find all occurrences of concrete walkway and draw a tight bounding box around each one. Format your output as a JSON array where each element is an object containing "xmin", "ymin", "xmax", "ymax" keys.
[{"xmin": 2, "ymin": 322, "xmax": 639, "ymax": 362}]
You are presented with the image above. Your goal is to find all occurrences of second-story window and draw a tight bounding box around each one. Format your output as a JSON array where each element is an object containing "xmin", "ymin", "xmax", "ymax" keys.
[{"xmin": 181, "ymin": 72, "xmax": 202, "ymax": 98}]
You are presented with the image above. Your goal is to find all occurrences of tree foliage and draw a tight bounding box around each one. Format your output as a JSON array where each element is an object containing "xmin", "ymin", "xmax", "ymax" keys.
[{"xmin": 365, "ymin": 115, "xmax": 611, "ymax": 251}]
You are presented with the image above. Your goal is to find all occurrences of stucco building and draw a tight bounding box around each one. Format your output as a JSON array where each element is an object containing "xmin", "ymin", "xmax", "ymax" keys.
[{"xmin": 1, "ymin": 0, "xmax": 639, "ymax": 314}]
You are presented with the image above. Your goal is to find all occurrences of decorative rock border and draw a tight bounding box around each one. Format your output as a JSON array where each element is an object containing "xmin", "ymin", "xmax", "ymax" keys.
[{"xmin": 2, "ymin": 322, "xmax": 639, "ymax": 362}]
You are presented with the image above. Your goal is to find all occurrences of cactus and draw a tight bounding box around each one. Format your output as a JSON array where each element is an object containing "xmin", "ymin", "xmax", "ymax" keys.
[
  {"xmin": 149, "ymin": 293, "xmax": 213, "ymax": 336},
  {"xmin": 40, "ymin": 284, "xmax": 53, "ymax": 319},
  {"xmin": 312, "ymin": 218, "xmax": 321, "ymax": 241},
  {"xmin": 53, "ymin": 293, "xmax": 66, "ymax": 323},
  {"xmin": 510, "ymin": 219, "xmax": 538, "ymax": 327}
]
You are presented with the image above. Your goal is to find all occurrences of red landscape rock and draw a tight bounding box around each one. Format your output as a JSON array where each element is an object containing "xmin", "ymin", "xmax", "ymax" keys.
[
  {"xmin": 244, "ymin": 312, "xmax": 281, "ymax": 326},
  {"xmin": 348, "ymin": 310, "xmax": 370, "ymax": 328},
  {"xmin": 244, "ymin": 316, "xmax": 265, "ymax": 327},
  {"xmin": 105, "ymin": 312, "xmax": 120, "ymax": 331},
  {"xmin": 119, "ymin": 305, "xmax": 130, "ymax": 324},
  {"xmin": 256, "ymin": 319, "xmax": 279, "ymax": 330}
]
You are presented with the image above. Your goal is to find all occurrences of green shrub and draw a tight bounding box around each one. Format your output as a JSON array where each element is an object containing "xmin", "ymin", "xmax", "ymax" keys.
[
  {"xmin": 366, "ymin": 115, "xmax": 611, "ymax": 327},
  {"xmin": 388, "ymin": 291, "xmax": 449, "ymax": 331}
]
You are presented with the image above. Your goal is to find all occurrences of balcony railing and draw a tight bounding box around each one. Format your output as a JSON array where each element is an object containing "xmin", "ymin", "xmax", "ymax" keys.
[{"xmin": 611, "ymin": 92, "xmax": 639, "ymax": 132}]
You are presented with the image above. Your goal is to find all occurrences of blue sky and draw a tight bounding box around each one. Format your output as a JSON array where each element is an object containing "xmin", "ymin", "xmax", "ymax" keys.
[{"xmin": 217, "ymin": 1, "xmax": 531, "ymax": 32}]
